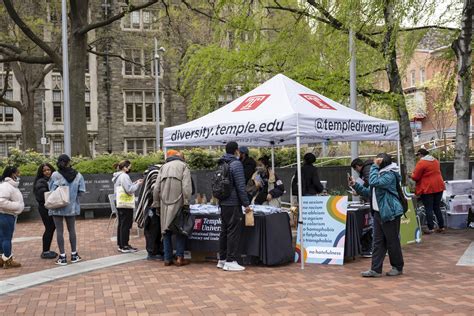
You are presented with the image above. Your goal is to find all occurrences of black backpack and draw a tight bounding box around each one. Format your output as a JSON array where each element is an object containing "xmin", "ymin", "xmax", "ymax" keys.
[
  {"xmin": 212, "ymin": 161, "xmax": 232, "ymax": 201},
  {"xmin": 395, "ymin": 181, "xmax": 409, "ymax": 217}
]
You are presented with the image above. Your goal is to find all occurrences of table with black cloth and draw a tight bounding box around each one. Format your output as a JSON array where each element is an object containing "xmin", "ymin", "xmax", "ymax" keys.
[
  {"xmin": 186, "ymin": 212, "xmax": 293, "ymax": 266},
  {"xmin": 344, "ymin": 204, "xmax": 371, "ymax": 259}
]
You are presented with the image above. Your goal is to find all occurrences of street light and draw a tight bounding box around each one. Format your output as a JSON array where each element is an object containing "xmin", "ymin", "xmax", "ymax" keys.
[
  {"xmin": 35, "ymin": 87, "xmax": 49, "ymax": 156},
  {"xmin": 154, "ymin": 38, "xmax": 165, "ymax": 152},
  {"xmin": 61, "ymin": 0, "xmax": 71, "ymax": 156}
]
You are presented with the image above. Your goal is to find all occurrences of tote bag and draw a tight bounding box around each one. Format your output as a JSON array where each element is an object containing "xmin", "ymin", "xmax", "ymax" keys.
[
  {"xmin": 44, "ymin": 186, "xmax": 70, "ymax": 209},
  {"xmin": 116, "ymin": 186, "xmax": 135, "ymax": 209}
]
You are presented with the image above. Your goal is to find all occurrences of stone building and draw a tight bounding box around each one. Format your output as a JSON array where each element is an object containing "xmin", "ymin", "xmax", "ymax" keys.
[{"xmin": 0, "ymin": 1, "xmax": 188, "ymax": 157}]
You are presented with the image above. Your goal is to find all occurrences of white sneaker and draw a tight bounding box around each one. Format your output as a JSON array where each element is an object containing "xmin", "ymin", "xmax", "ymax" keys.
[
  {"xmin": 216, "ymin": 260, "xmax": 226, "ymax": 269},
  {"xmin": 223, "ymin": 261, "xmax": 245, "ymax": 272}
]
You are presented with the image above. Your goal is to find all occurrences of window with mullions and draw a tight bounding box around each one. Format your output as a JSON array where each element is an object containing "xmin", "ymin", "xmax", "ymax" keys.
[
  {"xmin": 122, "ymin": 9, "xmax": 156, "ymax": 31},
  {"xmin": 124, "ymin": 91, "xmax": 163, "ymax": 123}
]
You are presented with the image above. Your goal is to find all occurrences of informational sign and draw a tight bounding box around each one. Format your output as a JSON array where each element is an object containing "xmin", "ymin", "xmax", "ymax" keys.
[
  {"xmin": 295, "ymin": 196, "xmax": 348, "ymax": 265},
  {"xmin": 400, "ymin": 198, "xmax": 422, "ymax": 245},
  {"xmin": 186, "ymin": 215, "xmax": 221, "ymax": 252}
]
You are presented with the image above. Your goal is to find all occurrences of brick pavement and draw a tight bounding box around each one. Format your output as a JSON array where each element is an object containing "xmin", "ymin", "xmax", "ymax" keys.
[
  {"xmin": 2, "ymin": 218, "xmax": 144, "ymax": 281},
  {"xmin": 1, "ymin": 218, "xmax": 473, "ymax": 315}
]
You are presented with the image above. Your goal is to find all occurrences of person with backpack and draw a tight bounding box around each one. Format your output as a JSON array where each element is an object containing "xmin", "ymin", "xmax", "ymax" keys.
[
  {"xmin": 214, "ymin": 142, "xmax": 251, "ymax": 272},
  {"xmin": 239, "ymin": 146, "xmax": 256, "ymax": 185},
  {"xmin": 112, "ymin": 160, "xmax": 143, "ymax": 253},
  {"xmin": 48, "ymin": 155, "xmax": 86, "ymax": 266},
  {"xmin": 152, "ymin": 150, "xmax": 192, "ymax": 267},
  {"xmin": 410, "ymin": 148, "xmax": 446, "ymax": 234},
  {"xmin": 349, "ymin": 153, "xmax": 405, "ymax": 277},
  {"xmin": 33, "ymin": 163, "xmax": 58, "ymax": 259},
  {"xmin": 0, "ymin": 166, "xmax": 24, "ymax": 269}
]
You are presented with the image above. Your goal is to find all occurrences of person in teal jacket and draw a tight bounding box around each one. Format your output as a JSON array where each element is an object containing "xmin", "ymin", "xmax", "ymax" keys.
[{"xmin": 350, "ymin": 153, "xmax": 404, "ymax": 277}]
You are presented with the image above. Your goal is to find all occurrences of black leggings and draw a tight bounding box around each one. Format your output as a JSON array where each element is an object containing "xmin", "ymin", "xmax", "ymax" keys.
[
  {"xmin": 117, "ymin": 208, "xmax": 134, "ymax": 248},
  {"xmin": 38, "ymin": 203, "xmax": 56, "ymax": 252},
  {"xmin": 53, "ymin": 216, "xmax": 77, "ymax": 255}
]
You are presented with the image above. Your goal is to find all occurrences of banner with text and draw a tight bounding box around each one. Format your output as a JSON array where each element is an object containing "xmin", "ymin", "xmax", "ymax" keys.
[{"xmin": 295, "ymin": 196, "xmax": 348, "ymax": 265}]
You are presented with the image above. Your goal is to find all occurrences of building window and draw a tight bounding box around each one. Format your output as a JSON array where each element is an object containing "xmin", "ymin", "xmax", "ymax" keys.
[
  {"xmin": 0, "ymin": 73, "xmax": 14, "ymax": 123},
  {"xmin": 123, "ymin": 49, "xmax": 143, "ymax": 76},
  {"xmin": 410, "ymin": 70, "xmax": 416, "ymax": 87},
  {"xmin": 125, "ymin": 138, "xmax": 156, "ymax": 155},
  {"xmin": 0, "ymin": 141, "xmax": 17, "ymax": 157},
  {"xmin": 124, "ymin": 90, "xmax": 163, "ymax": 123},
  {"xmin": 52, "ymin": 90, "xmax": 63, "ymax": 122},
  {"xmin": 52, "ymin": 140, "xmax": 63, "ymax": 155},
  {"xmin": 122, "ymin": 9, "xmax": 155, "ymax": 31},
  {"xmin": 85, "ymin": 91, "xmax": 91, "ymax": 122},
  {"xmin": 420, "ymin": 67, "xmax": 426, "ymax": 84}
]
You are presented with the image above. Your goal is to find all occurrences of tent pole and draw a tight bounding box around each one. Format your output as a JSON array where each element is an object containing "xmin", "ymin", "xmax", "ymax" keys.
[
  {"xmin": 397, "ymin": 140, "xmax": 401, "ymax": 175},
  {"xmin": 296, "ymin": 116, "xmax": 304, "ymax": 269},
  {"xmin": 349, "ymin": 28, "xmax": 359, "ymax": 179},
  {"xmin": 271, "ymin": 144, "xmax": 275, "ymax": 172},
  {"xmin": 163, "ymin": 146, "xmax": 167, "ymax": 159}
]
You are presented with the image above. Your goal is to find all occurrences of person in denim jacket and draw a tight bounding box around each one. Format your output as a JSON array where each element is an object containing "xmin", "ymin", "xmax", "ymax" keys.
[
  {"xmin": 350, "ymin": 153, "xmax": 404, "ymax": 277},
  {"xmin": 48, "ymin": 154, "xmax": 86, "ymax": 265}
]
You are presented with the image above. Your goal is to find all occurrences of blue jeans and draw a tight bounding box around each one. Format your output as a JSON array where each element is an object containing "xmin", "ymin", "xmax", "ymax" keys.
[
  {"xmin": 163, "ymin": 231, "xmax": 186, "ymax": 261},
  {"xmin": 0, "ymin": 213, "xmax": 16, "ymax": 257}
]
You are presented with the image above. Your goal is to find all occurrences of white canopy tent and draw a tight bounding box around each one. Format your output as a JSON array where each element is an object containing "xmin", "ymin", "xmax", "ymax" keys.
[{"xmin": 163, "ymin": 74, "xmax": 400, "ymax": 268}]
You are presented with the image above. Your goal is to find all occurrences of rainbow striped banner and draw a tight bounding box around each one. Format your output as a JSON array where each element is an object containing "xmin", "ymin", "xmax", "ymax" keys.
[{"xmin": 295, "ymin": 195, "xmax": 348, "ymax": 265}]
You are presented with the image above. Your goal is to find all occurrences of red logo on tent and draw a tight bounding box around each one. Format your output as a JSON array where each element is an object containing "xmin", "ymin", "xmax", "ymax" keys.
[
  {"xmin": 194, "ymin": 218, "xmax": 203, "ymax": 231},
  {"xmin": 300, "ymin": 94, "xmax": 336, "ymax": 110},
  {"xmin": 233, "ymin": 94, "xmax": 270, "ymax": 112}
]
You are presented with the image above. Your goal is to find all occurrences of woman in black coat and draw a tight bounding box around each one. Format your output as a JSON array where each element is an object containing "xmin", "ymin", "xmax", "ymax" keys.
[
  {"xmin": 292, "ymin": 153, "xmax": 324, "ymax": 196},
  {"xmin": 33, "ymin": 163, "xmax": 58, "ymax": 259}
]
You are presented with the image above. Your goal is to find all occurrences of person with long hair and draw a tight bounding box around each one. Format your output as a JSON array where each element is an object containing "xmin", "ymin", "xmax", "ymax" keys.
[
  {"xmin": 112, "ymin": 160, "xmax": 143, "ymax": 253},
  {"xmin": 350, "ymin": 153, "xmax": 405, "ymax": 277},
  {"xmin": 248, "ymin": 155, "xmax": 285, "ymax": 207},
  {"xmin": 33, "ymin": 163, "xmax": 58, "ymax": 259},
  {"xmin": 49, "ymin": 154, "xmax": 86, "ymax": 265},
  {"xmin": 0, "ymin": 166, "xmax": 24, "ymax": 269}
]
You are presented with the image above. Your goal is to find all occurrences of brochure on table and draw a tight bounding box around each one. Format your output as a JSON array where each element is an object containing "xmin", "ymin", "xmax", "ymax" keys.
[{"xmin": 295, "ymin": 196, "xmax": 348, "ymax": 265}]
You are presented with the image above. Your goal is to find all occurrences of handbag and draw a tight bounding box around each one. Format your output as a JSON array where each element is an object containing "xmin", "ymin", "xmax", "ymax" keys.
[
  {"xmin": 44, "ymin": 186, "xmax": 70, "ymax": 209},
  {"xmin": 172, "ymin": 207, "xmax": 195, "ymax": 236},
  {"xmin": 116, "ymin": 186, "xmax": 135, "ymax": 209}
]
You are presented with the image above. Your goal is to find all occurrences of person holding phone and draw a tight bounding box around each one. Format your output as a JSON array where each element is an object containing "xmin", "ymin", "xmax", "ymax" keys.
[
  {"xmin": 112, "ymin": 160, "xmax": 143, "ymax": 253},
  {"xmin": 349, "ymin": 153, "xmax": 404, "ymax": 277}
]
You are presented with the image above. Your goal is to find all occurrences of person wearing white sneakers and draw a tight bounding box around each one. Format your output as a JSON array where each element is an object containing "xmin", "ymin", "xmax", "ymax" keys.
[{"xmin": 215, "ymin": 142, "xmax": 251, "ymax": 272}]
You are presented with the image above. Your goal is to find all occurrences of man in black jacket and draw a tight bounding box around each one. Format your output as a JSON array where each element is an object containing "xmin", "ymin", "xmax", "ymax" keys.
[
  {"xmin": 292, "ymin": 153, "xmax": 324, "ymax": 197},
  {"xmin": 217, "ymin": 142, "xmax": 251, "ymax": 272},
  {"xmin": 239, "ymin": 146, "xmax": 256, "ymax": 185}
]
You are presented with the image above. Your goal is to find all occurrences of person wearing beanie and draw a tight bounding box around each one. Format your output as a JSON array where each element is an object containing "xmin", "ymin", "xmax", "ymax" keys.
[
  {"xmin": 0, "ymin": 166, "xmax": 24, "ymax": 269},
  {"xmin": 292, "ymin": 153, "xmax": 324, "ymax": 197},
  {"xmin": 410, "ymin": 148, "xmax": 446, "ymax": 234},
  {"xmin": 48, "ymin": 154, "xmax": 86, "ymax": 266}
]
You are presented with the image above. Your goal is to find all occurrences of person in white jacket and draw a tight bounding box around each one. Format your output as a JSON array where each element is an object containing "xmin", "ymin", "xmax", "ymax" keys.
[
  {"xmin": 112, "ymin": 160, "xmax": 143, "ymax": 253},
  {"xmin": 0, "ymin": 166, "xmax": 24, "ymax": 269}
]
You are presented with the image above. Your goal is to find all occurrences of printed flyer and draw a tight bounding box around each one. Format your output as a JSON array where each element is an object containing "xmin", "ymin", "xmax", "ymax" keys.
[{"xmin": 295, "ymin": 196, "xmax": 348, "ymax": 265}]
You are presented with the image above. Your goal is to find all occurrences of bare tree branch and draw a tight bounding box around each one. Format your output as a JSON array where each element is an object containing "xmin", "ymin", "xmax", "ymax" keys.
[
  {"xmin": 78, "ymin": 0, "xmax": 159, "ymax": 35},
  {"xmin": 87, "ymin": 48, "xmax": 144, "ymax": 68},
  {"xmin": 368, "ymin": 25, "xmax": 459, "ymax": 36},
  {"xmin": 358, "ymin": 67, "xmax": 385, "ymax": 78},
  {"xmin": 0, "ymin": 47, "xmax": 53, "ymax": 64},
  {"xmin": 0, "ymin": 43, "xmax": 22, "ymax": 54},
  {"xmin": 3, "ymin": 0, "xmax": 62, "ymax": 66},
  {"xmin": 306, "ymin": 0, "xmax": 381, "ymax": 50},
  {"xmin": 181, "ymin": 0, "xmax": 227, "ymax": 23},
  {"xmin": 32, "ymin": 64, "xmax": 56, "ymax": 89}
]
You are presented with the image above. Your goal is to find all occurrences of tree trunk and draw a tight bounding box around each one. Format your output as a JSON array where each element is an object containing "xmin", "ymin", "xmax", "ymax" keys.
[
  {"xmin": 69, "ymin": 0, "xmax": 90, "ymax": 156},
  {"xmin": 382, "ymin": 0, "xmax": 416, "ymax": 181},
  {"xmin": 19, "ymin": 91, "xmax": 37, "ymax": 151},
  {"xmin": 452, "ymin": 0, "xmax": 473, "ymax": 180}
]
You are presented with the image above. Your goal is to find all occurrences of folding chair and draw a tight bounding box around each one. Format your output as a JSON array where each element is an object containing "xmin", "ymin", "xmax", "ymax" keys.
[{"xmin": 108, "ymin": 194, "xmax": 118, "ymax": 236}]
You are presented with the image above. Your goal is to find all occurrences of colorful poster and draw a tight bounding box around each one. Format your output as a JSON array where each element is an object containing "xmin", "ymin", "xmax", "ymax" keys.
[
  {"xmin": 295, "ymin": 196, "xmax": 348, "ymax": 265},
  {"xmin": 400, "ymin": 198, "xmax": 422, "ymax": 245}
]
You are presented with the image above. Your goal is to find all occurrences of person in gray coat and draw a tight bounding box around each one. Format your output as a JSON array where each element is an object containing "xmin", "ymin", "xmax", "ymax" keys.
[{"xmin": 152, "ymin": 150, "xmax": 192, "ymax": 267}]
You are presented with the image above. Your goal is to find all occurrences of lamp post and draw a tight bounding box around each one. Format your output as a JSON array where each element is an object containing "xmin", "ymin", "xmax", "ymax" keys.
[
  {"xmin": 61, "ymin": 0, "xmax": 71, "ymax": 156},
  {"xmin": 154, "ymin": 38, "xmax": 165, "ymax": 152},
  {"xmin": 35, "ymin": 87, "xmax": 49, "ymax": 156}
]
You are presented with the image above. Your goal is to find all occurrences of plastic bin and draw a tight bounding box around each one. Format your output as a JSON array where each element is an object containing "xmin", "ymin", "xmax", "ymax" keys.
[
  {"xmin": 445, "ymin": 180, "xmax": 472, "ymax": 196},
  {"xmin": 446, "ymin": 196, "xmax": 472, "ymax": 214},
  {"xmin": 446, "ymin": 212, "xmax": 468, "ymax": 229}
]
